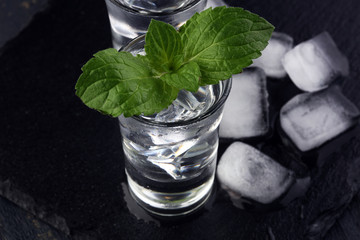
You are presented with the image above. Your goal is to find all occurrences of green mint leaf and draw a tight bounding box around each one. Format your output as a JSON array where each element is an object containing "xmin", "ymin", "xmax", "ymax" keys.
[
  {"xmin": 161, "ymin": 61, "xmax": 200, "ymax": 92},
  {"xmin": 179, "ymin": 6, "xmax": 274, "ymax": 85},
  {"xmin": 145, "ymin": 19, "xmax": 183, "ymax": 73},
  {"xmin": 75, "ymin": 48, "xmax": 178, "ymax": 117},
  {"xmin": 145, "ymin": 19, "xmax": 200, "ymax": 92},
  {"xmin": 76, "ymin": 7, "xmax": 274, "ymax": 118}
]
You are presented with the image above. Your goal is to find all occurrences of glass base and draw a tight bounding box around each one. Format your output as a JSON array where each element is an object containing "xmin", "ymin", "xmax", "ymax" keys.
[{"xmin": 126, "ymin": 171, "xmax": 214, "ymax": 217}]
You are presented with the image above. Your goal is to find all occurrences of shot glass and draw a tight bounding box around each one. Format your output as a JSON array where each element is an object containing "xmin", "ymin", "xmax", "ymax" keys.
[
  {"xmin": 104, "ymin": 0, "xmax": 207, "ymax": 50},
  {"xmin": 118, "ymin": 35, "xmax": 231, "ymax": 216}
]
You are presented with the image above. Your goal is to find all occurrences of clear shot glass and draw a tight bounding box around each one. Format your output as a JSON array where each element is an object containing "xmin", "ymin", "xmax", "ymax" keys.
[
  {"xmin": 118, "ymin": 35, "xmax": 231, "ymax": 217},
  {"xmin": 104, "ymin": 0, "xmax": 207, "ymax": 50}
]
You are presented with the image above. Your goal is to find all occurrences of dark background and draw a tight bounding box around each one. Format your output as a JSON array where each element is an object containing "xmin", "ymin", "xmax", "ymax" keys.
[{"xmin": 0, "ymin": 0, "xmax": 360, "ymax": 239}]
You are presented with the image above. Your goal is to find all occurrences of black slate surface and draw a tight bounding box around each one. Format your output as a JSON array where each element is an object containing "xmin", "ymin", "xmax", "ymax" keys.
[
  {"xmin": 0, "ymin": 196, "xmax": 70, "ymax": 240},
  {"xmin": 0, "ymin": 0, "xmax": 48, "ymax": 48},
  {"xmin": 1, "ymin": 0, "xmax": 360, "ymax": 239}
]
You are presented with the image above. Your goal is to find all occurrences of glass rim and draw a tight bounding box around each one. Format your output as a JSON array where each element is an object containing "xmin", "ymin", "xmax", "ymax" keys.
[
  {"xmin": 108, "ymin": 0, "xmax": 205, "ymax": 17},
  {"xmin": 120, "ymin": 34, "xmax": 232, "ymax": 128},
  {"xmin": 119, "ymin": 34, "xmax": 146, "ymax": 52}
]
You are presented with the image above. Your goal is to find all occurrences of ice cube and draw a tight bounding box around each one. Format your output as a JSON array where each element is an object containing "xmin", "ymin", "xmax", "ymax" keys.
[
  {"xmin": 252, "ymin": 32, "xmax": 294, "ymax": 78},
  {"xmin": 219, "ymin": 68, "xmax": 269, "ymax": 139},
  {"xmin": 282, "ymin": 31, "xmax": 349, "ymax": 92},
  {"xmin": 205, "ymin": 0, "xmax": 228, "ymax": 8},
  {"xmin": 146, "ymin": 139, "xmax": 199, "ymax": 180},
  {"xmin": 280, "ymin": 86, "xmax": 360, "ymax": 152},
  {"xmin": 217, "ymin": 142, "xmax": 295, "ymax": 204},
  {"xmin": 142, "ymin": 85, "xmax": 217, "ymax": 123}
]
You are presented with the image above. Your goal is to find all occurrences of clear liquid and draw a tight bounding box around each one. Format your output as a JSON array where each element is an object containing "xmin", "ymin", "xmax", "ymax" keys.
[
  {"xmin": 117, "ymin": 0, "xmax": 196, "ymax": 13},
  {"xmin": 105, "ymin": 0, "xmax": 207, "ymax": 49},
  {"xmin": 123, "ymin": 129, "xmax": 218, "ymax": 216},
  {"xmin": 119, "ymin": 82, "xmax": 226, "ymax": 216}
]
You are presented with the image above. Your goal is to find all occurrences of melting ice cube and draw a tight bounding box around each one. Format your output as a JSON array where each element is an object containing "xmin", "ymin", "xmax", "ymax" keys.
[
  {"xmin": 280, "ymin": 86, "xmax": 360, "ymax": 152},
  {"xmin": 252, "ymin": 32, "xmax": 294, "ymax": 78},
  {"xmin": 282, "ymin": 31, "xmax": 349, "ymax": 92},
  {"xmin": 217, "ymin": 142, "xmax": 295, "ymax": 204},
  {"xmin": 219, "ymin": 68, "xmax": 269, "ymax": 139}
]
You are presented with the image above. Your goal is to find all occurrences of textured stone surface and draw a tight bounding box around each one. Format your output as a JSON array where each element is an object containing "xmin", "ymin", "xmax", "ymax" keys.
[
  {"xmin": 0, "ymin": 0, "xmax": 48, "ymax": 48},
  {"xmin": 0, "ymin": 196, "xmax": 70, "ymax": 240},
  {"xmin": 0, "ymin": 0, "xmax": 360, "ymax": 239}
]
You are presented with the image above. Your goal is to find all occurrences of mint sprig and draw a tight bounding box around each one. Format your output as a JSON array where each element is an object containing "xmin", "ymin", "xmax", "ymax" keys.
[
  {"xmin": 75, "ymin": 49, "xmax": 178, "ymax": 117},
  {"xmin": 75, "ymin": 6, "xmax": 274, "ymax": 117},
  {"xmin": 145, "ymin": 20, "xmax": 184, "ymax": 73},
  {"xmin": 179, "ymin": 7, "xmax": 274, "ymax": 85}
]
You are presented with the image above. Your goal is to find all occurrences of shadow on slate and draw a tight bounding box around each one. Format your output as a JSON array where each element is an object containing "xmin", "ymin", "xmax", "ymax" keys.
[
  {"xmin": 0, "ymin": 196, "xmax": 70, "ymax": 240},
  {"xmin": 0, "ymin": 0, "xmax": 360, "ymax": 239}
]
